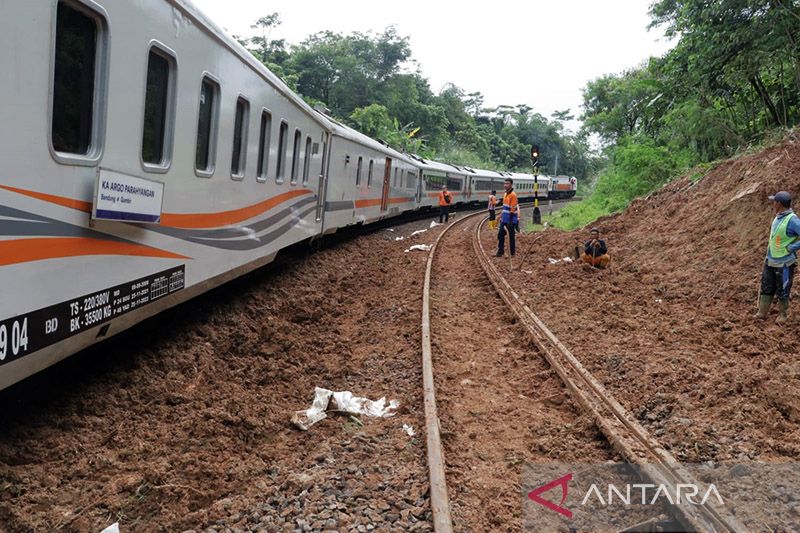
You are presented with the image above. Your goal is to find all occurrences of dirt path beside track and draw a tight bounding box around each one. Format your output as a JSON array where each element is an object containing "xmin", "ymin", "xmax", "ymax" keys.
[{"xmin": 429, "ymin": 218, "xmax": 616, "ymax": 531}]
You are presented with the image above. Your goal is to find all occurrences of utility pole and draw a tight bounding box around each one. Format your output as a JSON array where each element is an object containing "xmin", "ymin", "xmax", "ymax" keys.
[{"xmin": 531, "ymin": 145, "xmax": 541, "ymax": 224}]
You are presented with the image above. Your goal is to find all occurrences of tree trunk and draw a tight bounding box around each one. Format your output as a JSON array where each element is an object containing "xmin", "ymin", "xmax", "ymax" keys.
[{"xmin": 749, "ymin": 74, "xmax": 782, "ymax": 126}]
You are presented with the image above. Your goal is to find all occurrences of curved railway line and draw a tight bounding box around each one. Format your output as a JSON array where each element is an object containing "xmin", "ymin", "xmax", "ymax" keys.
[{"xmin": 421, "ymin": 211, "xmax": 746, "ymax": 532}]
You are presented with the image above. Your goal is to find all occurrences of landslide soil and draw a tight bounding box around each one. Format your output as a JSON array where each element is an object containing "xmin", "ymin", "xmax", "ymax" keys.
[
  {"xmin": 493, "ymin": 135, "xmax": 800, "ymax": 464},
  {"xmin": 0, "ymin": 217, "xmax": 442, "ymax": 532},
  {"xmin": 430, "ymin": 218, "xmax": 612, "ymax": 531}
]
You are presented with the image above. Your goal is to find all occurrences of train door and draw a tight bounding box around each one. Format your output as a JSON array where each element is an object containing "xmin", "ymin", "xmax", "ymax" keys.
[
  {"xmin": 315, "ymin": 132, "xmax": 329, "ymax": 223},
  {"xmin": 381, "ymin": 157, "xmax": 392, "ymax": 211},
  {"xmin": 466, "ymin": 176, "xmax": 472, "ymax": 201},
  {"xmin": 416, "ymin": 172, "xmax": 423, "ymax": 204}
]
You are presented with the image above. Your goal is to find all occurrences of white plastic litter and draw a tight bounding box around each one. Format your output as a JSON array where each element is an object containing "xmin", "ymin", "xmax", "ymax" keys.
[
  {"xmin": 430, "ymin": 221, "xmax": 441, "ymax": 228},
  {"xmin": 410, "ymin": 229, "xmax": 428, "ymax": 236},
  {"xmin": 522, "ymin": 269, "xmax": 533, "ymax": 274},
  {"xmin": 655, "ymin": 299, "xmax": 663, "ymax": 303},
  {"xmin": 547, "ymin": 257, "xmax": 574, "ymax": 264},
  {"xmin": 403, "ymin": 424, "xmax": 416, "ymax": 437},
  {"xmin": 292, "ymin": 387, "xmax": 399, "ymax": 430},
  {"xmin": 405, "ymin": 244, "xmax": 432, "ymax": 252},
  {"xmin": 100, "ymin": 524, "xmax": 119, "ymax": 533},
  {"xmin": 394, "ymin": 236, "xmax": 405, "ymax": 241},
  {"xmin": 386, "ymin": 228, "xmax": 395, "ymax": 232}
]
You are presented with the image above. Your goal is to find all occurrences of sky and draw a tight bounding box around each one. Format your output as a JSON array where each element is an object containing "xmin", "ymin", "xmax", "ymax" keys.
[{"xmin": 189, "ymin": 0, "xmax": 674, "ymax": 133}]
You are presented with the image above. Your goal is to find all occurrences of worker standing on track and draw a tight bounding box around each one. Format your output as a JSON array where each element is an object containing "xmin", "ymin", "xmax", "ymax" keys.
[
  {"xmin": 488, "ymin": 189, "xmax": 498, "ymax": 230},
  {"xmin": 755, "ymin": 191, "xmax": 800, "ymax": 323},
  {"xmin": 496, "ymin": 178, "xmax": 519, "ymax": 257},
  {"xmin": 581, "ymin": 228, "xmax": 611, "ymax": 268},
  {"xmin": 438, "ymin": 184, "xmax": 452, "ymax": 223}
]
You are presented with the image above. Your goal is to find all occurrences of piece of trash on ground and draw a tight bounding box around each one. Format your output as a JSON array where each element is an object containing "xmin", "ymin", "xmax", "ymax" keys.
[
  {"xmin": 100, "ymin": 524, "xmax": 120, "ymax": 533},
  {"xmin": 405, "ymin": 244, "xmax": 432, "ymax": 252},
  {"xmin": 385, "ymin": 228, "xmax": 395, "ymax": 232},
  {"xmin": 292, "ymin": 387, "xmax": 399, "ymax": 430},
  {"xmin": 403, "ymin": 424, "xmax": 416, "ymax": 437},
  {"xmin": 410, "ymin": 229, "xmax": 427, "ymax": 236},
  {"xmin": 394, "ymin": 236, "xmax": 405, "ymax": 241},
  {"xmin": 430, "ymin": 221, "xmax": 441, "ymax": 228},
  {"xmin": 522, "ymin": 269, "xmax": 533, "ymax": 274},
  {"xmin": 547, "ymin": 257, "xmax": 574, "ymax": 264}
]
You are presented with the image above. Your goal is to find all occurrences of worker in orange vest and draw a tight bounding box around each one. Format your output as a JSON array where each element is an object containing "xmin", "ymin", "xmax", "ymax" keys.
[
  {"xmin": 438, "ymin": 185, "xmax": 452, "ymax": 223},
  {"xmin": 496, "ymin": 178, "xmax": 519, "ymax": 256}
]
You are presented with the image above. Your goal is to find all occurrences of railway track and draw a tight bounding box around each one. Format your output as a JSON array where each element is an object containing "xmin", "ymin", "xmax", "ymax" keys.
[{"xmin": 420, "ymin": 211, "xmax": 745, "ymax": 532}]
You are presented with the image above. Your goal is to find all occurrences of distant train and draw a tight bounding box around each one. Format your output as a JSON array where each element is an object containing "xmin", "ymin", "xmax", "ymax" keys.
[
  {"xmin": 550, "ymin": 175, "xmax": 579, "ymax": 199},
  {"xmin": 0, "ymin": 0, "xmax": 576, "ymax": 391}
]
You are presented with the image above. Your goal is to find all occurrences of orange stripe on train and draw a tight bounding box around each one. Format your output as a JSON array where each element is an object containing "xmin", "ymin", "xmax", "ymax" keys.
[
  {"xmin": 0, "ymin": 185, "xmax": 93, "ymax": 213},
  {"xmin": 354, "ymin": 197, "xmax": 415, "ymax": 208},
  {"xmin": 0, "ymin": 237, "xmax": 189, "ymax": 267},
  {"xmin": 1, "ymin": 185, "xmax": 314, "ymax": 229},
  {"xmin": 161, "ymin": 189, "xmax": 313, "ymax": 228}
]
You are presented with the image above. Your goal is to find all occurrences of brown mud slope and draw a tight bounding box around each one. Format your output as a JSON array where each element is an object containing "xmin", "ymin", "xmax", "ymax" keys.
[
  {"xmin": 0, "ymin": 218, "xmax": 441, "ymax": 532},
  {"xmin": 504, "ymin": 134, "xmax": 800, "ymax": 463}
]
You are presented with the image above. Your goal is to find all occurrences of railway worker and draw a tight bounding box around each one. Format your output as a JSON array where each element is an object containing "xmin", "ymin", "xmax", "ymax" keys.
[
  {"xmin": 755, "ymin": 191, "xmax": 800, "ymax": 323},
  {"xmin": 438, "ymin": 185, "xmax": 453, "ymax": 223},
  {"xmin": 496, "ymin": 178, "xmax": 519, "ymax": 257},
  {"xmin": 488, "ymin": 189, "xmax": 498, "ymax": 230},
  {"xmin": 582, "ymin": 228, "xmax": 610, "ymax": 268}
]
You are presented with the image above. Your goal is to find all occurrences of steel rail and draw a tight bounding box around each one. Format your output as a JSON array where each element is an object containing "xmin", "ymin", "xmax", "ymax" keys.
[
  {"xmin": 421, "ymin": 209, "xmax": 492, "ymax": 532},
  {"xmin": 472, "ymin": 215, "xmax": 745, "ymax": 533}
]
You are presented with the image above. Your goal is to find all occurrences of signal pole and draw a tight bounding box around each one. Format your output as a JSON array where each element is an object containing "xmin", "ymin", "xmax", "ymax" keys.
[{"xmin": 531, "ymin": 145, "xmax": 541, "ymax": 224}]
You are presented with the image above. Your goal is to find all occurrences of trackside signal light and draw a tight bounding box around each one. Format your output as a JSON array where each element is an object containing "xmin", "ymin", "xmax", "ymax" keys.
[{"xmin": 530, "ymin": 145, "xmax": 540, "ymax": 167}]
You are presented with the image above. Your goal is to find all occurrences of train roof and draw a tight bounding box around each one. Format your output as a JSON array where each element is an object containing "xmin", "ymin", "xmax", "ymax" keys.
[
  {"xmin": 471, "ymin": 168, "xmax": 511, "ymax": 179},
  {"xmin": 509, "ymin": 172, "xmax": 551, "ymax": 182},
  {"xmin": 174, "ymin": 0, "xmax": 335, "ymax": 131},
  {"xmin": 406, "ymin": 157, "xmax": 468, "ymax": 176},
  {"xmin": 322, "ymin": 116, "xmax": 416, "ymax": 163}
]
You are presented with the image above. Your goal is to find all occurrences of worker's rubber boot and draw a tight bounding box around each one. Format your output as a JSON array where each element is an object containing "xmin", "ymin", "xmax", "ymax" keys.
[
  {"xmin": 755, "ymin": 294, "xmax": 773, "ymax": 319},
  {"xmin": 776, "ymin": 299, "xmax": 790, "ymax": 324}
]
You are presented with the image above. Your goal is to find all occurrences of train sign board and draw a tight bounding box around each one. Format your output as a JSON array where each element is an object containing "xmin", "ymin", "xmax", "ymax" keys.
[{"xmin": 93, "ymin": 168, "xmax": 165, "ymax": 224}]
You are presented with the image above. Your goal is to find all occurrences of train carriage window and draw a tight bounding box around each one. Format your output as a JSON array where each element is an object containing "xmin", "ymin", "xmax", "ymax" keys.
[
  {"xmin": 406, "ymin": 171, "xmax": 416, "ymax": 189},
  {"xmin": 290, "ymin": 129, "xmax": 302, "ymax": 184},
  {"xmin": 425, "ymin": 174, "xmax": 445, "ymax": 190},
  {"xmin": 231, "ymin": 96, "xmax": 249, "ymax": 179},
  {"xmin": 356, "ymin": 156, "xmax": 363, "ymax": 185},
  {"xmin": 368, "ymin": 160, "xmax": 374, "ymax": 187},
  {"xmin": 446, "ymin": 177, "xmax": 461, "ymax": 191},
  {"xmin": 302, "ymin": 136, "xmax": 312, "ymax": 185},
  {"xmin": 195, "ymin": 76, "xmax": 220, "ymax": 175},
  {"xmin": 276, "ymin": 121, "xmax": 288, "ymax": 182},
  {"xmin": 51, "ymin": 1, "xmax": 108, "ymax": 162},
  {"xmin": 256, "ymin": 110, "xmax": 272, "ymax": 182},
  {"xmin": 393, "ymin": 168, "xmax": 398, "ymax": 188},
  {"xmin": 141, "ymin": 46, "xmax": 176, "ymax": 170}
]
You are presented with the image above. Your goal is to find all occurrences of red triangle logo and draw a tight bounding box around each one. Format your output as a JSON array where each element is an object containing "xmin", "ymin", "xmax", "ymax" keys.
[{"xmin": 528, "ymin": 473, "xmax": 573, "ymax": 519}]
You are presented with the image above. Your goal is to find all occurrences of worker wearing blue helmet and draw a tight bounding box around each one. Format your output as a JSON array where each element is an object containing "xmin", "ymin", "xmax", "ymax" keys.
[{"xmin": 756, "ymin": 191, "xmax": 800, "ymax": 323}]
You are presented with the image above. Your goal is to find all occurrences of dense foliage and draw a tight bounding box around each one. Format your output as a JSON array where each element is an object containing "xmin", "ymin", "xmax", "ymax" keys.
[
  {"xmin": 553, "ymin": 0, "xmax": 800, "ymax": 229},
  {"xmin": 236, "ymin": 15, "xmax": 595, "ymax": 177},
  {"xmin": 238, "ymin": 4, "xmax": 800, "ymax": 229}
]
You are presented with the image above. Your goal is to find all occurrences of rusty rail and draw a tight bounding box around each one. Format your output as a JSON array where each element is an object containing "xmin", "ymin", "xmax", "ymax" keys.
[{"xmin": 472, "ymin": 216, "xmax": 744, "ymax": 533}]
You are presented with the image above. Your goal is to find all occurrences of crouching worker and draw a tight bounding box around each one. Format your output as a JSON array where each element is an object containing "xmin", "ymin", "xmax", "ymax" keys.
[
  {"xmin": 756, "ymin": 191, "xmax": 800, "ymax": 323},
  {"xmin": 582, "ymin": 228, "xmax": 610, "ymax": 268}
]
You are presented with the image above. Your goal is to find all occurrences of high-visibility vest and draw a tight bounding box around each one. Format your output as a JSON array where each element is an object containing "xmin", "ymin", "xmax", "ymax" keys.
[
  {"xmin": 769, "ymin": 213, "xmax": 798, "ymax": 258},
  {"xmin": 439, "ymin": 191, "xmax": 451, "ymax": 206},
  {"xmin": 501, "ymin": 191, "xmax": 518, "ymax": 223}
]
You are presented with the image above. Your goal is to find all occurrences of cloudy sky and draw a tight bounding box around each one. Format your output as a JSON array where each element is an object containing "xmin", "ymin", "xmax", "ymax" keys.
[{"xmin": 190, "ymin": 0, "xmax": 674, "ymax": 131}]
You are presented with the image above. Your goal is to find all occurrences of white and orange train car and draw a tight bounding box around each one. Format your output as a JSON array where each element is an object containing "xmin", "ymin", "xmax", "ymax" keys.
[{"xmin": 0, "ymin": 0, "xmax": 573, "ymax": 391}]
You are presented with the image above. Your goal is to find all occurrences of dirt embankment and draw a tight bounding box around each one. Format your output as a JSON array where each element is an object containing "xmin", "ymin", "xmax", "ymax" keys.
[{"xmin": 505, "ymin": 135, "xmax": 800, "ymax": 463}]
